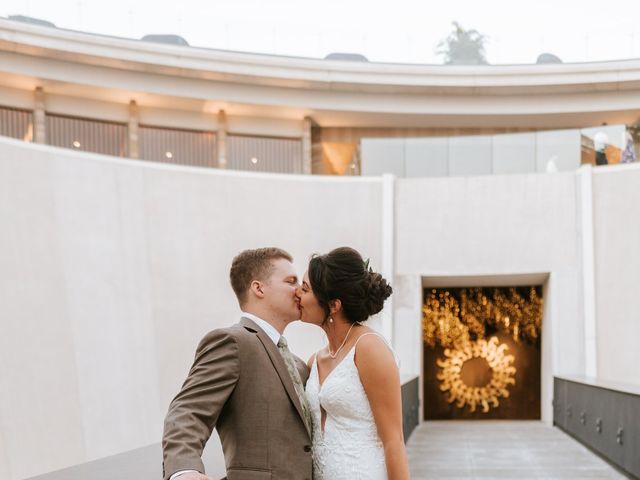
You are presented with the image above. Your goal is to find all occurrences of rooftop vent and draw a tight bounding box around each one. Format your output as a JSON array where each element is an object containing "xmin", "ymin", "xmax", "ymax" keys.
[
  {"xmin": 324, "ymin": 52, "xmax": 369, "ymax": 62},
  {"xmin": 8, "ymin": 15, "xmax": 56, "ymax": 28},
  {"xmin": 141, "ymin": 34, "xmax": 189, "ymax": 46},
  {"xmin": 536, "ymin": 53, "xmax": 562, "ymax": 64}
]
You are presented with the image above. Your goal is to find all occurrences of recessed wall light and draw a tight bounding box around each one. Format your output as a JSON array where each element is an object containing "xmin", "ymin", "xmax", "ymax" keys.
[
  {"xmin": 165, "ymin": 151, "xmax": 173, "ymax": 159},
  {"xmin": 72, "ymin": 140, "xmax": 81, "ymax": 148},
  {"xmin": 251, "ymin": 157, "xmax": 258, "ymax": 164}
]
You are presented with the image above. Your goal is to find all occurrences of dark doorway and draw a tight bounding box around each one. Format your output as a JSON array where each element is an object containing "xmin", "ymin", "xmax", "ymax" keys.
[{"xmin": 422, "ymin": 286, "xmax": 542, "ymax": 420}]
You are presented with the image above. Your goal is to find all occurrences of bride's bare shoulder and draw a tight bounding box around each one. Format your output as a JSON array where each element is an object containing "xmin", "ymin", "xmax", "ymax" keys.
[
  {"xmin": 353, "ymin": 328, "xmax": 386, "ymax": 346},
  {"xmin": 353, "ymin": 330, "xmax": 393, "ymax": 360}
]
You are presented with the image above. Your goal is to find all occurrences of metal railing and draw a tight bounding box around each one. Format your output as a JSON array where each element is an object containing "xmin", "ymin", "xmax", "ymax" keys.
[{"xmin": 554, "ymin": 376, "xmax": 640, "ymax": 479}]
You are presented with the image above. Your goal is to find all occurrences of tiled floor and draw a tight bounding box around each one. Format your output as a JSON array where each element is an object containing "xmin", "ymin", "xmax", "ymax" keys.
[{"xmin": 407, "ymin": 421, "xmax": 629, "ymax": 479}]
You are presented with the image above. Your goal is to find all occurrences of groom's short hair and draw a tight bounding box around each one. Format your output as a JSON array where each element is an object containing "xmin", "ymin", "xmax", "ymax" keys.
[{"xmin": 230, "ymin": 247, "xmax": 293, "ymax": 305}]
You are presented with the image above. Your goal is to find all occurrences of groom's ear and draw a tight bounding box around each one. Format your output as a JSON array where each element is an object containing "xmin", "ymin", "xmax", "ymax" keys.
[{"xmin": 249, "ymin": 280, "xmax": 266, "ymax": 299}]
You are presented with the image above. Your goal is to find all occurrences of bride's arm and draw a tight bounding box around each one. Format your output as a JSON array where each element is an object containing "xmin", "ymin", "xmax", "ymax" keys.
[{"xmin": 355, "ymin": 335, "xmax": 410, "ymax": 480}]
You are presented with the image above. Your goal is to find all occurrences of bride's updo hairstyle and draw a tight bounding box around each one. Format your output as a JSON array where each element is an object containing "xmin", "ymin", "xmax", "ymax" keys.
[{"xmin": 308, "ymin": 247, "xmax": 392, "ymax": 324}]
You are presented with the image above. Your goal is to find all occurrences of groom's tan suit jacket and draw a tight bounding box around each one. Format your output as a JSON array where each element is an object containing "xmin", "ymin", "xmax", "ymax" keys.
[{"xmin": 162, "ymin": 317, "xmax": 312, "ymax": 480}]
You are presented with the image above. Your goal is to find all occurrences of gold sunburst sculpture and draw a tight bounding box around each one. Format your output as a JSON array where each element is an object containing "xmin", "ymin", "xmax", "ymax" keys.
[{"xmin": 436, "ymin": 337, "xmax": 516, "ymax": 413}]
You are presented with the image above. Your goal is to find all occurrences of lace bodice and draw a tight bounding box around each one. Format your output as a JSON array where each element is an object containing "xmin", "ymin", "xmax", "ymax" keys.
[{"xmin": 305, "ymin": 333, "xmax": 388, "ymax": 480}]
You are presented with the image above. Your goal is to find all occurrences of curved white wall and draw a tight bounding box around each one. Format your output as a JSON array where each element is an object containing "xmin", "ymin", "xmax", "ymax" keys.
[
  {"xmin": 0, "ymin": 137, "xmax": 382, "ymax": 480},
  {"xmin": 0, "ymin": 137, "xmax": 639, "ymax": 480}
]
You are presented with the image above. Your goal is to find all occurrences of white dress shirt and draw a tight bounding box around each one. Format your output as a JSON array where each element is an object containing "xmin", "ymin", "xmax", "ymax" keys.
[
  {"xmin": 169, "ymin": 314, "xmax": 281, "ymax": 480},
  {"xmin": 241, "ymin": 312, "xmax": 281, "ymax": 345}
]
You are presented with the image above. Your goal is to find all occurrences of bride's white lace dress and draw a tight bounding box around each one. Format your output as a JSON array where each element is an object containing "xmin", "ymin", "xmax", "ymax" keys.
[{"xmin": 305, "ymin": 333, "xmax": 388, "ymax": 480}]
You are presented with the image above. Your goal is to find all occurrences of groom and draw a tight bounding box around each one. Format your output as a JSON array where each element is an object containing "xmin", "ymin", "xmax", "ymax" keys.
[{"xmin": 162, "ymin": 247, "xmax": 313, "ymax": 480}]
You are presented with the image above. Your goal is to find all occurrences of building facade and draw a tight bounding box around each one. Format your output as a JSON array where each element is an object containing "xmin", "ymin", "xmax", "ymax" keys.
[{"xmin": 1, "ymin": 17, "xmax": 639, "ymax": 480}]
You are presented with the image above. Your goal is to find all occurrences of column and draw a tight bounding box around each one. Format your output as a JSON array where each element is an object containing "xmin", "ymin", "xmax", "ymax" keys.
[
  {"xmin": 302, "ymin": 116, "xmax": 312, "ymax": 175},
  {"xmin": 128, "ymin": 100, "xmax": 139, "ymax": 159},
  {"xmin": 33, "ymin": 87, "xmax": 46, "ymax": 144},
  {"xmin": 217, "ymin": 109, "xmax": 228, "ymax": 169},
  {"xmin": 380, "ymin": 173, "xmax": 395, "ymax": 343},
  {"xmin": 577, "ymin": 164, "xmax": 598, "ymax": 378}
]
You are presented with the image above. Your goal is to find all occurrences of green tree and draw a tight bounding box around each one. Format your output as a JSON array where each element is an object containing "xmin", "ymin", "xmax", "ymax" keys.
[{"xmin": 436, "ymin": 22, "xmax": 488, "ymax": 65}]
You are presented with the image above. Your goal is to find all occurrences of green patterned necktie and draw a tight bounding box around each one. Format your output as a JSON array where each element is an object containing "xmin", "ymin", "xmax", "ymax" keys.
[{"xmin": 277, "ymin": 336, "xmax": 312, "ymax": 435}]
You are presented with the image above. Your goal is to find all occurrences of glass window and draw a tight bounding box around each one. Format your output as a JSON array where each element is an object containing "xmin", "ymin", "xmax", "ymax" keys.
[
  {"xmin": 227, "ymin": 135, "xmax": 302, "ymax": 173},
  {"xmin": 46, "ymin": 114, "xmax": 128, "ymax": 157},
  {"xmin": 0, "ymin": 106, "xmax": 33, "ymax": 141},
  {"xmin": 580, "ymin": 125, "xmax": 627, "ymax": 166},
  {"xmin": 139, "ymin": 125, "xmax": 217, "ymax": 167}
]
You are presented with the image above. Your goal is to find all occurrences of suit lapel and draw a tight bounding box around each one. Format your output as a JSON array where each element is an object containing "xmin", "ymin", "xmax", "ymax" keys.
[{"xmin": 240, "ymin": 317, "xmax": 310, "ymax": 438}]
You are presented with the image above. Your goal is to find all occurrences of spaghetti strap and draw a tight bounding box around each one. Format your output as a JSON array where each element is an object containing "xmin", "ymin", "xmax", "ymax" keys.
[
  {"xmin": 353, "ymin": 332, "xmax": 387, "ymax": 348},
  {"xmin": 353, "ymin": 332, "xmax": 400, "ymax": 366}
]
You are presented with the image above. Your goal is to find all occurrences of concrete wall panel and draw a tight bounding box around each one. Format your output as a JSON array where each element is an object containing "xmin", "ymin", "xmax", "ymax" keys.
[
  {"xmin": 361, "ymin": 138, "xmax": 404, "ymax": 177},
  {"xmin": 448, "ymin": 135, "xmax": 492, "ymax": 176},
  {"xmin": 592, "ymin": 164, "xmax": 640, "ymax": 385},
  {"xmin": 536, "ymin": 129, "xmax": 581, "ymax": 172},
  {"xmin": 0, "ymin": 144, "xmax": 86, "ymax": 479},
  {"xmin": 492, "ymin": 132, "xmax": 536, "ymax": 174},
  {"xmin": 405, "ymin": 137, "xmax": 448, "ymax": 178}
]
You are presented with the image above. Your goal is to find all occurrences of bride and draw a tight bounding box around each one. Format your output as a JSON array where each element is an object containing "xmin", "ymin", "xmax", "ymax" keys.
[{"xmin": 297, "ymin": 247, "xmax": 410, "ymax": 480}]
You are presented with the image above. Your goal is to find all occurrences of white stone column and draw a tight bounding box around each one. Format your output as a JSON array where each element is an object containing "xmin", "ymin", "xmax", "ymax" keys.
[
  {"xmin": 217, "ymin": 110, "xmax": 228, "ymax": 169},
  {"xmin": 33, "ymin": 86, "xmax": 46, "ymax": 144},
  {"xmin": 380, "ymin": 173, "xmax": 395, "ymax": 342},
  {"xmin": 541, "ymin": 274, "xmax": 556, "ymax": 425},
  {"xmin": 393, "ymin": 275, "xmax": 423, "ymax": 376},
  {"xmin": 302, "ymin": 116, "xmax": 312, "ymax": 175},
  {"xmin": 577, "ymin": 164, "xmax": 598, "ymax": 378},
  {"xmin": 128, "ymin": 100, "xmax": 139, "ymax": 159}
]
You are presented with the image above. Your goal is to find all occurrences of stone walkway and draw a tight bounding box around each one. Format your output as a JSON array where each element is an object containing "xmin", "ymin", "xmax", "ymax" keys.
[{"xmin": 407, "ymin": 421, "xmax": 629, "ymax": 479}]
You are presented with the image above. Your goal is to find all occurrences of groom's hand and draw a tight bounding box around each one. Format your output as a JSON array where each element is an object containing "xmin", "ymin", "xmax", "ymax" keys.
[{"xmin": 176, "ymin": 473, "xmax": 212, "ymax": 480}]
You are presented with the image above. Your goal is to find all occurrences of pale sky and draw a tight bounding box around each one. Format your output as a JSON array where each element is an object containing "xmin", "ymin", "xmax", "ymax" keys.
[{"xmin": 2, "ymin": 0, "xmax": 640, "ymax": 64}]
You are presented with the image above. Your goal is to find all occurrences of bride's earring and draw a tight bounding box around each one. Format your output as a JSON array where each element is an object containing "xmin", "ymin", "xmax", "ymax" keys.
[{"xmin": 328, "ymin": 317, "xmax": 334, "ymax": 324}]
